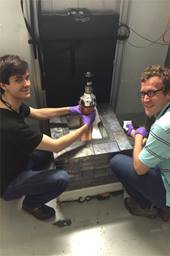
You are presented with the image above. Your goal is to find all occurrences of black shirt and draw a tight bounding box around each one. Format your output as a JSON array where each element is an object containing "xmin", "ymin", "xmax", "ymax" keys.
[{"xmin": 0, "ymin": 104, "xmax": 43, "ymax": 195}]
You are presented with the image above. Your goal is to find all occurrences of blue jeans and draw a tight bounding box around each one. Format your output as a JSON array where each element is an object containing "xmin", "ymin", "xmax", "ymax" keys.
[
  {"xmin": 2, "ymin": 151, "xmax": 69, "ymax": 208},
  {"xmin": 110, "ymin": 154, "xmax": 166, "ymax": 209}
]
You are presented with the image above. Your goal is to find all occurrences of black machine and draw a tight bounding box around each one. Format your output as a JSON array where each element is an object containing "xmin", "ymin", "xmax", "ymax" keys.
[
  {"xmin": 37, "ymin": 2, "xmax": 119, "ymax": 106},
  {"xmin": 22, "ymin": 0, "xmax": 120, "ymax": 107}
]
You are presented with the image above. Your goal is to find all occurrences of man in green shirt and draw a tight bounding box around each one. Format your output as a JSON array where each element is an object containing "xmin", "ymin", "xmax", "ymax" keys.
[{"xmin": 111, "ymin": 65, "xmax": 170, "ymax": 221}]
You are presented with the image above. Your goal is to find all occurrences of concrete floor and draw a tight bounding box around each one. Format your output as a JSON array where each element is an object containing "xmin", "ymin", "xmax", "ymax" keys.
[{"xmin": 0, "ymin": 193, "xmax": 170, "ymax": 256}]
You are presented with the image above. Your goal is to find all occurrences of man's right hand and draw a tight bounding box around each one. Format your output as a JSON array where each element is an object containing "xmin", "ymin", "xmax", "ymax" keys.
[
  {"xmin": 81, "ymin": 110, "xmax": 96, "ymax": 127},
  {"xmin": 69, "ymin": 105, "xmax": 81, "ymax": 115}
]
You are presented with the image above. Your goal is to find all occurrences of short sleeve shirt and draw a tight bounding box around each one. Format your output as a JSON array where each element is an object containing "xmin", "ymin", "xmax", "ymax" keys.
[
  {"xmin": 0, "ymin": 104, "xmax": 43, "ymax": 195},
  {"xmin": 139, "ymin": 103, "xmax": 170, "ymax": 206}
]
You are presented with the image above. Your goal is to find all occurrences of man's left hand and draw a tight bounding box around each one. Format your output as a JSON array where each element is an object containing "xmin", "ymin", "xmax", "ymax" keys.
[
  {"xmin": 135, "ymin": 127, "xmax": 148, "ymax": 138},
  {"xmin": 69, "ymin": 105, "xmax": 81, "ymax": 115}
]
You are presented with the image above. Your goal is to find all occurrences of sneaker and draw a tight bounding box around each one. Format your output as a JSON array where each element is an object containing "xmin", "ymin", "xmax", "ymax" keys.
[
  {"xmin": 158, "ymin": 208, "xmax": 170, "ymax": 222},
  {"xmin": 124, "ymin": 197, "xmax": 158, "ymax": 219},
  {"xmin": 22, "ymin": 204, "xmax": 56, "ymax": 221}
]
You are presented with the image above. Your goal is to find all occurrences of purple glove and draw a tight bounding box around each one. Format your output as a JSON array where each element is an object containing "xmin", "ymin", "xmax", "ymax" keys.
[
  {"xmin": 135, "ymin": 127, "xmax": 148, "ymax": 137},
  {"xmin": 81, "ymin": 110, "xmax": 96, "ymax": 127},
  {"xmin": 69, "ymin": 105, "xmax": 81, "ymax": 115},
  {"xmin": 126, "ymin": 123, "xmax": 134, "ymax": 136}
]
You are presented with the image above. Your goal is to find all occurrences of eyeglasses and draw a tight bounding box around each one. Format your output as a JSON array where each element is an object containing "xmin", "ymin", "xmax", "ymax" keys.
[{"xmin": 138, "ymin": 88, "xmax": 164, "ymax": 98}]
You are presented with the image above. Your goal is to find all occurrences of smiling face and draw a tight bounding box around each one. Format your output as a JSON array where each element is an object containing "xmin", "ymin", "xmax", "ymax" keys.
[
  {"xmin": 140, "ymin": 76, "xmax": 170, "ymax": 117},
  {"xmin": 1, "ymin": 70, "xmax": 31, "ymax": 101}
]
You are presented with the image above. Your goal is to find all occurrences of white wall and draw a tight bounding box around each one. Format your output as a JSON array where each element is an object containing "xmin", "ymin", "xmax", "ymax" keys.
[
  {"xmin": 0, "ymin": 0, "xmax": 41, "ymax": 129},
  {"xmin": 0, "ymin": 0, "xmax": 30, "ymax": 60},
  {"xmin": 113, "ymin": 0, "xmax": 170, "ymax": 115}
]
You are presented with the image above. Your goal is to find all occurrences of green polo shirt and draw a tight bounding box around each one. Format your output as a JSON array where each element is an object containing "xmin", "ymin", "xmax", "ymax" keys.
[{"xmin": 139, "ymin": 103, "xmax": 170, "ymax": 206}]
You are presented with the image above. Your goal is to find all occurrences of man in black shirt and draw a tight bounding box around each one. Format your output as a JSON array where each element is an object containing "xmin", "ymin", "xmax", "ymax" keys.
[{"xmin": 0, "ymin": 54, "xmax": 95, "ymax": 221}]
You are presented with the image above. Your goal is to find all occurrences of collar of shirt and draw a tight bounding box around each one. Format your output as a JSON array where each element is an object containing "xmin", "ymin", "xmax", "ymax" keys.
[{"xmin": 155, "ymin": 102, "xmax": 170, "ymax": 120}]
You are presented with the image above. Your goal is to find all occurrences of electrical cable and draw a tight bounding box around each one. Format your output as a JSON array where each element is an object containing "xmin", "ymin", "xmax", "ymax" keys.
[
  {"xmin": 20, "ymin": 0, "xmax": 46, "ymax": 90},
  {"xmin": 20, "ymin": 0, "xmax": 39, "ymax": 45},
  {"xmin": 126, "ymin": 21, "xmax": 170, "ymax": 48},
  {"xmin": 116, "ymin": 22, "xmax": 169, "ymax": 47},
  {"xmin": 127, "ymin": 35, "xmax": 164, "ymax": 49},
  {"xmin": 129, "ymin": 26, "xmax": 168, "ymax": 46},
  {"xmin": 162, "ymin": 18, "xmax": 170, "ymax": 43}
]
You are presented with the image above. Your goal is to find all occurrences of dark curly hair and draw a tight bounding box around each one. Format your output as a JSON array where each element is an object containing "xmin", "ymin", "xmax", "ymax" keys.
[
  {"xmin": 0, "ymin": 55, "xmax": 28, "ymax": 94},
  {"xmin": 140, "ymin": 64, "xmax": 170, "ymax": 94}
]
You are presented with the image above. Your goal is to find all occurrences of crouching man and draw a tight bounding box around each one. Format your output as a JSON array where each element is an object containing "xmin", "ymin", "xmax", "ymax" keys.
[
  {"xmin": 111, "ymin": 65, "xmax": 170, "ymax": 221},
  {"xmin": 0, "ymin": 54, "xmax": 95, "ymax": 221}
]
